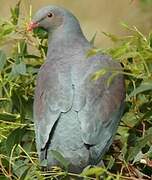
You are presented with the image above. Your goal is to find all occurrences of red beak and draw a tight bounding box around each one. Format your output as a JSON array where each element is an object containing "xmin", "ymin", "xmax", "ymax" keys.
[{"xmin": 27, "ymin": 21, "xmax": 39, "ymax": 31}]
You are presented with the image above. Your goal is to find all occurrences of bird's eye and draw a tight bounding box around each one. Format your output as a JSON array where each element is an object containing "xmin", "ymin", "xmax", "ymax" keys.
[{"xmin": 47, "ymin": 13, "xmax": 53, "ymax": 18}]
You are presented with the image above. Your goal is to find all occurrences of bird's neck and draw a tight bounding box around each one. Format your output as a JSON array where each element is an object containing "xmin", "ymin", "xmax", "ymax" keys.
[{"xmin": 47, "ymin": 24, "xmax": 91, "ymax": 59}]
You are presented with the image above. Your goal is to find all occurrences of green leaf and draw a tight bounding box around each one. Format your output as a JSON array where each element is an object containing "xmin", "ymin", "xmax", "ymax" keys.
[
  {"xmin": 0, "ymin": 50, "xmax": 7, "ymax": 70},
  {"xmin": 129, "ymin": 81, "xmax": 152, "ymax": 97},
  {"xmin": 109, "ymin": 43, "xmax": 129, "ymax": 59},
  {"xmin": 127, "ymin": 127, "xmax": 152, "ymax": 161},
  {"xmin": 10, "ymin": 0, "xmax": 21, "ymax": 25},
  {"xmin": 120, "ymin": 22, "xmax": 130, "ymax": 30},
  {"xmin": 12, "ymin": 159, "xmax": 30, "ymax": 178},
  {"xmin": 49, "ymin": 150, "xmax": 69, "ymax": 170},
  {"xmin": 133, "ymin": 151, "xmax": 145, "ymax": 163},
  {"xmin": 19, "ymin": 41, "xmax": 27, "ymax": 56},
  {"xmin": 40, "ymin": 159, "xmax": 47, "ymax": 167},
  {"xmin": 81, "ymin": 167, "xmax": 105, "ymax": 176},
  {"xmin": 122, "ymin": 112, "xmax": 139, "ymax": 128},
  {"xmin": 102, "ymin": 31, "xmax": 119, "ymax": 42},
  {"xmin": 91, "ymin": 69, "xmax": 107, "ymax": 80},
  {"xmin": 11, "ymin": 63, "xmax": 26, "ymax": 76},
  {"xmin": 90, "ymin": 32, "xmax": 97, "ymax": 46},
  {"xmin": 117, "ymin": 126, "xmax": 130, "ymax": 142},
  {"xmin": 0, "ymin": 112, "xmax": 20, "ymax": 121},
  {"xmin": 5, "ymin": 127, "xmax": 27, "ymax": 155},
  {"xmin": 33, "ymin": 27, "xmax": 48, "ymax": 39},
  {"xmin": 107, "ymin": 72, "xmax": 119, "ymax": 87},
  {"xmin": 24, "ymin": 55, "xmax": 41, "ymax": 59},
  {"xmin": 19, "ymin": 167, "xmax": 31, "ymax": 180},
  {"xmin": 87, "ymin": 48, "xmax": 101, "ymax": 57},
  {"xmin": 107, "ymin": 156, "xmax": 115, "ymax": 170}
]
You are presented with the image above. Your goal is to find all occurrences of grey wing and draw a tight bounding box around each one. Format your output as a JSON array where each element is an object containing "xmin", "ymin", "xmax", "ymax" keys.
[
  {"xmin": 34, "ymin": 61, "xmax": 73, "ymax": 156},
  {"xmin": 76, "ymin": 55, "xmax": 125, "ymax": 149}
]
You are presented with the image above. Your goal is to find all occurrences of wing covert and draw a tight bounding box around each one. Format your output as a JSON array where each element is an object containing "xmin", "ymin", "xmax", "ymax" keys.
[
  {"xmin": 74, "ymin": 55, "xmax": 125, "ymax": 146},
  {"xmin": 34, "ymin": 61, "xmax": 73, "ymax": 154}
]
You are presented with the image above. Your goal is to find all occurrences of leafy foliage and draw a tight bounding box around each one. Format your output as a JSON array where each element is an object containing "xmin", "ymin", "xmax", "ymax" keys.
[
  {"xmin": 102, "ymin": 24, "xmax": 152, "ymax": 179},
  {"xmin": 140, "ymin": 0, "xmax": 152, "ymax": 5},
  {"xmin": 0, "ymin": 1, "xmax": 152, "ymax": 180}
]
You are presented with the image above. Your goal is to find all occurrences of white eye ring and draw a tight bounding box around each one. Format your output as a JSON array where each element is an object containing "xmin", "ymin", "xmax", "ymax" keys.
[{"xmin": 47, "ymin": 13, "xmax": 53, "ymax": 18}]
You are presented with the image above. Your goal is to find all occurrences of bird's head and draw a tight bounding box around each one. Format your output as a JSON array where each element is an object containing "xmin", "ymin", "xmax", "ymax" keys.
[{"xmin": 28, "ymin": 5, "xmax": 80, "ymax": 33}]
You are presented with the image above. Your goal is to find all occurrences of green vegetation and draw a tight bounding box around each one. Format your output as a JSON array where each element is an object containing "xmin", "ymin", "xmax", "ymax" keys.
[{"xmin": 0, "ymin": 1, "xmax": 152, "ymax": 179}]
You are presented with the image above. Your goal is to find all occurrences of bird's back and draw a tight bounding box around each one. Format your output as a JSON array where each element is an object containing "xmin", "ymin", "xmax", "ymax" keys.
[{"xmin": 34, "ymin": 51, "xmax": 125, "ymax": 172}]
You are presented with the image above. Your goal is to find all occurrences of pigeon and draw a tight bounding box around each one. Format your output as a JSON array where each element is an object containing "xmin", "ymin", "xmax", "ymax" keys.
[{"xmin": 29, "ymin": 5, "xmax": 125, "ymax": 173}]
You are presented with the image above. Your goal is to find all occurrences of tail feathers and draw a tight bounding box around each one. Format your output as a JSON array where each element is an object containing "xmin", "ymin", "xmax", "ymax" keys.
[{"xmin": 38, "ymin": 110, "xmax": 90, "ymax": 172}]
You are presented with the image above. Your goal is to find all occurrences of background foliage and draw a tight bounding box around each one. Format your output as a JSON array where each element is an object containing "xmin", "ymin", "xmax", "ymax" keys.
[{"xmin": 0, "ymin": 1, "xmax": 152, "ymax": 179}]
